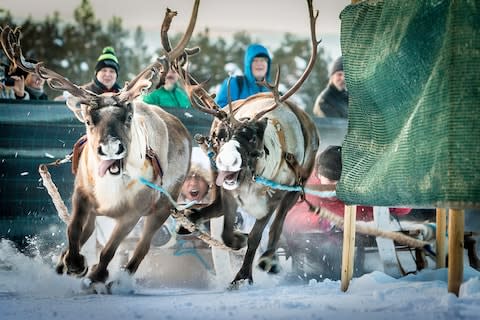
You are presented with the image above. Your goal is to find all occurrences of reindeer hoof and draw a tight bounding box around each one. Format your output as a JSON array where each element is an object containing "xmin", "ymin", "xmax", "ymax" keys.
[
  {"xmin": 258, "ymin": 256, "xmax": 281, "ymax": 274},
  {"xmin": 81, "ymin": 279, "xmax": 110, "ymax": 294},
  {"xmin": 63, "ymin": 253, "xmax": 88, "ymax": 277},
  {"xmin": 87, "ymin": 264, "xmax": 109, "ymax": 284},
  {"xmin": 223, "ymin": 231, "xmax": 248, "ymax": 250},
  {"xmin": 56, "ymin": 251, "xmax": 88, "ymax": 277},
  {"xmin": 227, "ymin": 278, "xmax": 252, "ymax": 291},
  {"xmin": 55, "ymin": 251, "xmax": 67, "ymax": 275}
]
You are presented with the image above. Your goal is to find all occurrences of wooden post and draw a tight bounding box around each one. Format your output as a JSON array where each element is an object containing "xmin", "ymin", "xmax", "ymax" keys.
[
  {"xmin": 436, "ymin": 208, "xmax": 447, "ymax": 268},
  {"xmin": 447, "ymin": 209, "xmax": 464, "ymax": 296},
  {"xmin": 341, "ymin": 205, "xmax": 357, "ymax": 292}
]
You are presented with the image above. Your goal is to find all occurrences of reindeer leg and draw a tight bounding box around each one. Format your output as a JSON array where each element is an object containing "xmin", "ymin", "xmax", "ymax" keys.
[
  {"xmin": 79, "ymin": 212, "xmax": 97, "ymax": 246},
  {"xmin": 87, "ymin": 215, "xmax": 140, "ymax": 284},
  {"xmin": 187, "ymin": 186, "xmax": 224, "ymax": 224},
  {"xmin": 258, "ymin": 192, "xmax": 300, "ymax": 274},
  {"xmin": 57, "ymin": 189, "xmax": 94, "ymax": 277},
  {"xmin": 124, "ymin": 209, "xmax": 171, "ymax": 275},
  {"xmin": 221, "ymin": 191, "xmax": 247, "ymax": 250},
  {"xmin": 230, "ymin": 216, "xmax": 269, "ymax": 289}
]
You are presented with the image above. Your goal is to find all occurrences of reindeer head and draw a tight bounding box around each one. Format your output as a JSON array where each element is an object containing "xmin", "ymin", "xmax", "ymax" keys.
[
  {"xmin": 214, "ymin": 117, "xmax": 268, "ymax": 190},
  {"xmin": 68, "ymin": 95, "xmax": 136, "ymax": 177}
]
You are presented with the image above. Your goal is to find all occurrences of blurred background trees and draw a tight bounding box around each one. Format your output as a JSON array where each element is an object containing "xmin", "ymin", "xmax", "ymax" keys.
[{"xmin": 0, "ymin": 0, "xmax": 329, "ymax": 115}]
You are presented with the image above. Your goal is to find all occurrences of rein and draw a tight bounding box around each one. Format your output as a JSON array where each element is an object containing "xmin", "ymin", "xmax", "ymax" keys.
[{"xmin": 253, "ymin": 175, "xmax": 337, "ymax": 197}]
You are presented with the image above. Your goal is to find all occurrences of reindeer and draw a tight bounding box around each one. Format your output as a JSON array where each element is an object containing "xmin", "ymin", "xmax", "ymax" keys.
[
  {"xmin": 0, "ymin": 0, "xmax": 200, "ymax": 292},
  {"xmin": 173, "ymin": 0, "xmax": 321, "ymax": 288}
]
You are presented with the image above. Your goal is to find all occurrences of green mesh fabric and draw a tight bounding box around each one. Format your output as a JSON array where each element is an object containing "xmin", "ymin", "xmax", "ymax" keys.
[{"xmin": 336, "ymin": 0, "xmax": 480, "ymax": 208}]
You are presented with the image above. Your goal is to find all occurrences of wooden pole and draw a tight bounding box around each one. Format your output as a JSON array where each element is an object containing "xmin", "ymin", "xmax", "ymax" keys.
[
  {"xmin": 436, "ymin": 208, "xmax": 447, "ymax": 268},
  {"xmin": 341, "ymin": 205, "xmax": 357, "ymax": 291},
  {"xmin": 447, "ymin": 209, "xmax": 464, "ymax": 296}
]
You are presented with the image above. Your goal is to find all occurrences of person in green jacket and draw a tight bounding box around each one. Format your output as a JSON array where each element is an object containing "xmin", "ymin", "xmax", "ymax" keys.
[{"xmin": 143, "ymin": 69, "xmax": 191, "ymax": 108}]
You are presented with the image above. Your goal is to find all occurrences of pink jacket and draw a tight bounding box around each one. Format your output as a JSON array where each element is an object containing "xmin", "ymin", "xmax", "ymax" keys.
[{"xmin": 283, "ymin": 171, "xmax": 411, "ymax": 235}]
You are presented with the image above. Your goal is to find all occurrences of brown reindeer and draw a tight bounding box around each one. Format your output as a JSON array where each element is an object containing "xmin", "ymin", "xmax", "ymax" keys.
[
  {"xmin": 0, "ymin": 0, "xmax": 200, "ymax": 292},
  {"xmin": 175, "ymin": 0, "xmax": 321, "ymax": 288}
]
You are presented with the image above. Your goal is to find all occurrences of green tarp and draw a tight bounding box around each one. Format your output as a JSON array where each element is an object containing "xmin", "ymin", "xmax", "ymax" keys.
[{"xmin": 337, "ymin": 0, "xmax": 479, "ymax": 208}]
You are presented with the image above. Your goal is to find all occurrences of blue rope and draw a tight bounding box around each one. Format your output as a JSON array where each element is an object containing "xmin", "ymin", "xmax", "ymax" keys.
[
  {"xmin": 139, "ymin": 177, "xmax": 198, "ymax": 211},
  {"xmin": 254, "ymin": 175, "xmax": 336, "ymax": 198}
]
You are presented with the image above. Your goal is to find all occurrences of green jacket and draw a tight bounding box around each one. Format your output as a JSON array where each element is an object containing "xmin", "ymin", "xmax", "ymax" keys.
[{"xmin": 143, "ymin": 84, "xmax": 191, "ymax": 108}]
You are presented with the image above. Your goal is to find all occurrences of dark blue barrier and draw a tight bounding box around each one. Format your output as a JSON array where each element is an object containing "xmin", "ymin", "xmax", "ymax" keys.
[{"xmin": 0, "ymin": 99, "xmax": 347, "ymax": 245}]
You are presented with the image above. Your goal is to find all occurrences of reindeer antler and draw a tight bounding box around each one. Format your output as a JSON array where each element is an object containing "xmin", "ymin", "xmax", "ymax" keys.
[
  {"xmin": 253, "ymin": 0, "xmax": 320, "ymax": 121},
  {"xmin": 119, "ymin": 0, "xmax": 201, "ymax": 103},
  {"xmin": 0, "ymin": 25, "xmax": 97, "ymax": 105},
  {"xmin": 158, "ymin": 0, "xmax": 228, "ymax": 121},
  {"xmin": 279, "ymin": 0, "xmax": 320, "ymax": 102}
]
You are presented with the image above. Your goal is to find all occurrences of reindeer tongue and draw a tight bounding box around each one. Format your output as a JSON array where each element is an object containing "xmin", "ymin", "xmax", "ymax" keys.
[
  {"xmin": 216, "ymin": 171, "xmax": 239, "ymax": 186},
  {"xmin": 98, "ymin": 159, "xmax": 116, "ymax": 177},
  {"xmin": 216, "ymin": 171, "xmax": 229, "ymax": 186}
]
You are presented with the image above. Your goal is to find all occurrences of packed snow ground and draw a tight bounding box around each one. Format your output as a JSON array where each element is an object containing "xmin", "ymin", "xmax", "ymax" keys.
[{"xmin": 1, "ymin": 239, "xmax": 480, "ymax": 320}]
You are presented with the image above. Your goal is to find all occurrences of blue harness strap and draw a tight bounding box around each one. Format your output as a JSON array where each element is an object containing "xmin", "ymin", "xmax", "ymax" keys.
[{"xmin": 254, "ymin": 175, "xmax": 337, "ymax": 198}]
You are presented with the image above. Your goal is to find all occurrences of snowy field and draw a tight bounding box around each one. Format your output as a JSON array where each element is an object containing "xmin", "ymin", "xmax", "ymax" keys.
[{"xmin": 1, "ymin": 239, "xmax": 480, "ymax": 320}]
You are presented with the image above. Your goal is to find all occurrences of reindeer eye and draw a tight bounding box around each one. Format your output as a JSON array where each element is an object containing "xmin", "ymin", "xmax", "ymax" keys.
[
  {"xmin": 85, "ymin": 119, "xmax": 91, "ymax": 126},
  {"xmin": 127, "ymin": 113, "xmax": 133, "ymax": 122}
]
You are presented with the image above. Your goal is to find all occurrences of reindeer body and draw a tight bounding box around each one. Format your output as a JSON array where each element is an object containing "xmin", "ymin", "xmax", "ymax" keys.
[
  {"xmin": 206, "ymin": 94, "xmax": 319, "ymax": 286},
  {"xmin": 59, "ymin": 97, "xmax": 191, "ymax": 286},
  {"xmin": 0, "ymin": 1, "xmax": 202, "ymax": 290},
  {"xmin": 181, "ymin": 0, "xmax": 320, "ymax": 287}
]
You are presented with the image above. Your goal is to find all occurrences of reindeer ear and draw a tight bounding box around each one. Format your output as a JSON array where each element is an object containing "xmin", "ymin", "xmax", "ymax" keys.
[
  {"xmin": 257, "ymin": 117, "xmax": 269, "ymax": 135},
  {"xmin": 66, "ymin": 96, "xmax": 87, "ymax": 123}
]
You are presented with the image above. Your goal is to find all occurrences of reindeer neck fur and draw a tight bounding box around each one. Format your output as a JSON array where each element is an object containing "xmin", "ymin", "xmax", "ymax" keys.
[{"xmin": 231, "ymin": 180, "xmax": 286, "ymax": 220}]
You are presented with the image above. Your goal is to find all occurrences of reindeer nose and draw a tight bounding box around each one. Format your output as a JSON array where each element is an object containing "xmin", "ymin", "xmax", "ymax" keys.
[{"xmin": 98, "ymin": 137, "xmax": 125, "ymax": 158}]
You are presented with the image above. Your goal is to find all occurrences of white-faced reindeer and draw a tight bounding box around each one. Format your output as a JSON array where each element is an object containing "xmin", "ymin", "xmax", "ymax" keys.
[
  {"xmin": 0, "ymin": 1, "xmax": 200, "ymax": 292},
  {"xmin": 176, "ymin": 0, "xmax": 321, "ymax": 288}
]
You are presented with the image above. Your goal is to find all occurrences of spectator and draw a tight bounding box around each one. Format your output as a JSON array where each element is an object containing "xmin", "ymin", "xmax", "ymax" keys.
[
  {"xmin": 1, "ymin": 61, "xmax": 48, "ymax": 100},
  {"xmin": 283, "ymin": 145, "xmax": 411, "ymax": 281},
  {"xmin": 143, "ymin": 68, "xmax": 190, "ymax": 108},
  {"xmin": 284, "ymin": 145, "xmax": 411, "ymax": 235},
  {"xmin": 312, "ymin": 56, "xmax": 348, "ymax": 118},
  {"xmin": 178, "ymin": 147, "xmax": 214, "ymax": 205},
  {"xmin": 82, "ymin": 46, "xmax": 121, "ymax": 94},
  {"xmin": 215, "ymin": 43, "xmax": 272, "ymax": 108}
]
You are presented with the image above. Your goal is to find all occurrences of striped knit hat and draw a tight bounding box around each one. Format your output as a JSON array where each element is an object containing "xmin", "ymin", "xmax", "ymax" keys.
[{"xmin": 95, "ymin": 46, "xmax": 119, "ymax": 75}]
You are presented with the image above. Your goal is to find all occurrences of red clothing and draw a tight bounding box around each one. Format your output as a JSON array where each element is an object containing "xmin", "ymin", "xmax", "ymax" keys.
[{"xmin": 283, "ymin": 172, "xmax": 411, "ymax": 235}]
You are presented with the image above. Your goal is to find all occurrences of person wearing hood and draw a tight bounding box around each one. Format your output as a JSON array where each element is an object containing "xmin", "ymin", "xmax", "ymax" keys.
[
  {"xmin": 178, "ymin": 147, "xmax": 214, "ymax": 205},
  {"xmin": 215, "ymin": 43, "xmax": 272, "ymax": 108},
  {"xmin": 82, "ymin": 46, "xmax": 121, "ymax": 95}
]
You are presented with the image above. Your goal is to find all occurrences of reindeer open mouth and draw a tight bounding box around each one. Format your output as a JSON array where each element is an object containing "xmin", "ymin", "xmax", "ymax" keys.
[
  {"xmin": 216, "ymin": 170, "xmax": 240, "ymax": 190},
  {"xmin": 98, "ymin": 159, "xmax": 124, "ymax": 177}
]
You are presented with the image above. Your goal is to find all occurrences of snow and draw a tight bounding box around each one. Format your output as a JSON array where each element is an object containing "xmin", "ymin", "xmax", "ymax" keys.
[{"xmin": 1, "ymin": 239, "xmax": 480, "ymax": 320}]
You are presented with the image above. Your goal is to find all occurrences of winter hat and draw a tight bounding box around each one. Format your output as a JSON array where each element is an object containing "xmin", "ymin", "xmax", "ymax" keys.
[
  {"xmin": 316, "ymin": 145, "xmax": 342, "ymax": 181},
  {"xmin": 330, "ymin": 56, "xmax": 343, "ymax": 76},
  {"xmin": 188, "ymin": 147, "xmax": 214, "ymax": 185},
  {"xmin": 95, "ymin": 46, "xmax": 119, "ymax": 75}
]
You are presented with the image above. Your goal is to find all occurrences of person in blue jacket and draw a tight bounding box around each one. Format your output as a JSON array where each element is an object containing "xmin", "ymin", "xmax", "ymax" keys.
[{"xmin": 215, "ymin": 43, "xmax": 272, "ymax": 107}]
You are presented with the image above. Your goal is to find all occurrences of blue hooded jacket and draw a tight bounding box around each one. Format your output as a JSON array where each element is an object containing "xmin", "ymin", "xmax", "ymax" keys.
[{"xmin": 215, "ymin": 44, "xmax": 272, "ymax": 107}]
